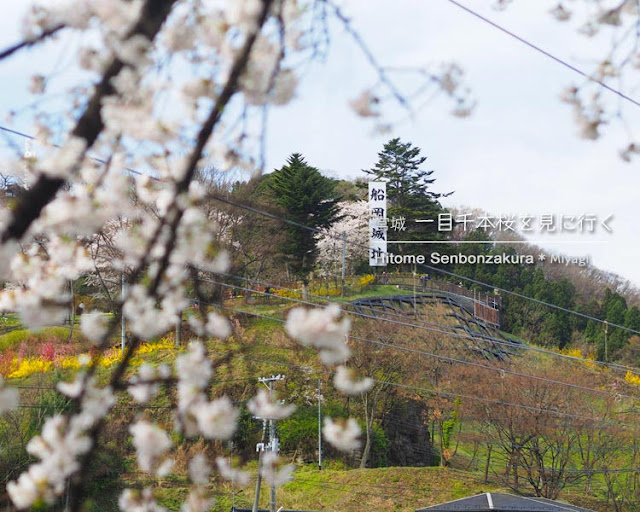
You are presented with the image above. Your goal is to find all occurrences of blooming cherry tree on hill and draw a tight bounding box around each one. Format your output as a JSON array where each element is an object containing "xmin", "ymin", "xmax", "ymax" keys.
[{"xmin": 0, "ymin": 0, "xmax": 637, "ymax": 510}]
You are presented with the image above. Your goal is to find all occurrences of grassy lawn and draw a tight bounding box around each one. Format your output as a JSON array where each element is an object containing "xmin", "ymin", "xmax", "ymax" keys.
[
  {"xmin": 0, "ymin": 325, "xmax": 86, "ymax": 351},
  {"xmin": 208, "ymin": 465, "xmax": 507, "ymax": 512},
  {"xmin": 333, "ymin": 284, "xmax": 417, "ymax": 302}
]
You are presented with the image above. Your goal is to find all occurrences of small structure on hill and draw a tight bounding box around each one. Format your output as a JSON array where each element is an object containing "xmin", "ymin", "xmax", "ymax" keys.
[{"xmin": 415, "ymin": 493, "xmax": 595, "ymax": 512}]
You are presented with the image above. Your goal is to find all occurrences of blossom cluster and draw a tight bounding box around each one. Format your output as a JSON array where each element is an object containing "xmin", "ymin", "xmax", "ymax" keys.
[
  {"xmin": 8, "ymin": 377, "xmax": 115, "ymax": 508},
  {"xmin": 174, "ymin": 342, "xmax": 238, "ymax": 440},
  {"xmin": 0, "ymin": 0, "xmax": 421, "ymax": 508},
  {"xmin": 286, "ymin": 304, "xmax": 352, "ymax": 365},
  {"xmin": 285, "ymin": 304, "xmax": 363, "ymax": 453}
]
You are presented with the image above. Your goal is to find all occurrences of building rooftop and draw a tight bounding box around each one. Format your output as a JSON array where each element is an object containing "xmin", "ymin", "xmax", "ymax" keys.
[{"xmin": 415, "ymin": 493, "xmax": 596, "ymax": 512}]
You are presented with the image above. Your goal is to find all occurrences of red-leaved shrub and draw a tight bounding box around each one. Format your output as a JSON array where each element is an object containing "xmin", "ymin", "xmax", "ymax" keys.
[
  {"xmin": 0, "ymin": 349, "xmax": 14, "ymax": 377},
  {"xmin": 39, "ymin": 341, "xmax": 56, "ymax": 362}
]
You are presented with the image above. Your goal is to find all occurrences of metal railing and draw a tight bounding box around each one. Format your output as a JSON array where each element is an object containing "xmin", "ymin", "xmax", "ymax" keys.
[{"xmin": 379, "ymin": 273, "xmax": 501, "ymax": 327}]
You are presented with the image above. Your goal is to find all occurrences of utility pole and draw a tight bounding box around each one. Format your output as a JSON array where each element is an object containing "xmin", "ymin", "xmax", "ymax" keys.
[
  {"xmin": 318, "ymin": 378, "xmax": 322, "ymax": 471},
  {"xmin": 269, "ymin": 409, "xmax": 277, "ymax": 512},
  {"xmin": 413, "ymin": 263, "xmax": 417, "ymax": 317},
  {"xmin": 121, "ymin": 272, "xmax": 126, "ymax": 355},
  {"xmin": 341, "ymin": 232, "xmax": 347, "ymax": 297},
  {"xmin": 228, "ymin": 441, "xmax": 236, "ymax": 511},
  {"xmin": 175, "ymin": 310, "xmax": 182, "ymax": 348},
  {"xmin": 254, "ymin": 375, "xmax": 286, "ymax": 512},
  {"xmin": 252, "ymin": 420, "xmax": 267, "ymax": 512},
  {"xmin": 69, "ymin": 279, "xmax": 75, "ymax": 326},
  {"xmin": 604, "ymin": 320, "xmax": 609, "ymax": 363},
  {"xmin": 67, "ymin": 279, "xmax": 75, "ymax": 343}
]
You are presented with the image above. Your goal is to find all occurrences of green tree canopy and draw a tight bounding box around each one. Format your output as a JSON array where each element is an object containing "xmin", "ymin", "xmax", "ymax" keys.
[
  {"xmin": 267, "ymin": 153, "xmax": 340, "ymax": 283},
  {"xmin": 363, "ymin": 137, "xmax": 452, "ymax": 207},
  {"xmin": 363, "ymin": 138, "xmax": 453, "ymax": 258}
]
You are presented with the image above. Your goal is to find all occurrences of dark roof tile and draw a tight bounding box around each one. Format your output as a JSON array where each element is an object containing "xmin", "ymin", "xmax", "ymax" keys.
[{"xmin": 415, "ymin": 493, "xmax": 596, "ymax": 512}]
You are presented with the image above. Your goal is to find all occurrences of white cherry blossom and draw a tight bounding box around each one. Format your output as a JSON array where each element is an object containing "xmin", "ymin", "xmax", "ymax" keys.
[
  {"xmin": 247, "ymin": 388, "xmax": 296, "ymax": 420},
  {"xmin": 323, "ymin": 417, "xmax": 362, "ymax": 451},
  {"xmin": 260, "ymin": 452, "xmax": 294, "ymax": 487},
  {"xmin": 130, "ymin": 420, "xmax": 173, "ymax": 476},
  {"xmin": 334, "ymin": 365, "xmax": 374, "ymax": 395}
]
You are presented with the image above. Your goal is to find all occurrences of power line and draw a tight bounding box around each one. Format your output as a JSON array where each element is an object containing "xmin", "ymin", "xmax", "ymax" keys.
[
  {"xmin": 214, "ymin": 271, "xmax": 463, "ymax": 333},
  {"xmin": 200, "ymin": 276, "xmax": 517, "ymax": 354},
  {"xmin": 0, "ymin": 125, "xmax": 35, "ymax": 141},
  {"xmin": 198, "ymin": 269, "xmax": 640, "ymax": 378},
  {"xmin": 226, "ymin": 336, "xmax": 633, "ymax": 426},
  {"xmin": 212, "ymin": 269, "xmax": 519, "ymax": 353},
  {"xmin": 20, "ymin": 340, "xmax": 629, "ymax": 433},
  {"xmin": 10, "ymin": 375, "xmax": 260, "ymax": 410},
  {"xmin": 5, "ymin": 178, "xmax": 637, "ymax": 397},
  {"xmin": 204, "ymin": 300, "xmax": 639, "ymax": 426},
  {"xmin": 202, "ymin": 191, "xmax": 640, "ymax": 339},
  {"xmin": 3, "ymin": 127, "xmax": 640, "ymax": 418},
  {"xmin": 446, "ymin": 0, "xmax": 640, "ymax": 109},
  {"xmin": 420, "ymin": 261, "xmax": 640, "ymax": 337},
  {"xmin": 8, "ymin": 346, "xmax": 640, "ymax": 490},
  {"xmin": 0, "ymin": 3, "xmax": 636, "ymax": 337},
  {"xmin": 205, "ymin": 279, "xmax": 638, "ymax": 403},
  {"xmin": 2, "ymin": 121, "xmax": 635, "ymax": 342},
  {"xmin": 0, "ymin": 125, "xmax": 154, "ymax": 180},
  {"xmin": 13, "ymin": 338, "xmax": 639, "ymax": 474}
]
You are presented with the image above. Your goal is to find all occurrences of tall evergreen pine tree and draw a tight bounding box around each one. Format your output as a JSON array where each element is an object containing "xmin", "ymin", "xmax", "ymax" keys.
[
  {"xmin": 364, "ymin": 138, "xmax": 452, "ymax": 253},
  {"xmin": 269, "ymin": 153, "xmax": 340, "ymax": 284}
]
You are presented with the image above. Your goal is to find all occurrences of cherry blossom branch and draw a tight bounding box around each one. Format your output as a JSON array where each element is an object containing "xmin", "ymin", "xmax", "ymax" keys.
[
  {"xmin": 323, "ymin": 0, "xmax": 411, "ymax": 113},
  {"xmin": 147, "ymin": 0, "xmax": 278, "ymax": 295},
  {"xmin": 0, "ymin": 24, "xmax": 65, "ymax": 61},
  {"xmin": 67, "ymin": 3, "xmax": 277, "ymax": 508},
  {"xmin": 1, "ymin": 0, "xmax": 178, "ymax": 244}
]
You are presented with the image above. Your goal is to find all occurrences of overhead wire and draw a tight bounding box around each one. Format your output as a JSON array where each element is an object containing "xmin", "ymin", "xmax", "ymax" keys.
[
  {"xmin": 0, "ymin": 124, "xmax": 156, "ymax": 180},
  {"xmin": 0, "ymin": 1, "xmax": 637, "ymax": 338},
  {"xmin": 194, "ymin": 299, "xmax": 640, "ymax": 427},
  {"xmin": 4, "ymin": 8, "xmax": 640, "ymax": 499},
  {"xmin": 198, "ymin": 271, "xmax": 640, "ymax": 376},
  {"xmin": 214, "ymin": 270, "xmax": 468, "ymax": 333},
  {"xmin": 201, "ymin": 275, "xmax": 521, "ymax": 350},
  {"xmin": 202, "ymin": 191, "xmax": 640, "ymax": 340},
  {"xmin": 1, "ymin": 120, "xmax": 637, "ymax": 341},
  {"xmin": 200, "ymin": 277, "xmax": 640, "ymax": 405},
  {"xmin": 446, "ymin": 0, "xmax": 640, "ymax": 109},
  {"xmin": 8, "ymin": 321, "xmax": 640, "ymax": 479}
]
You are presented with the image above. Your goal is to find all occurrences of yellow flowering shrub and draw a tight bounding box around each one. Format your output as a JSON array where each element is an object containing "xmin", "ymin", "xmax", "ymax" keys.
[
  {"xmin": 625, "ymin": 371, "xmax": 640, "ymax": 387},
  {"xmin": 273, "ymin": 288, "xmax": 302, "ymax": 299},
  {"xmin": 561, "ymin": 347, "xmax": 597, "ymax": 368},
  {"xmin": 9, "ymin": 359, "xmax": 53, "ymax": 379},
  {"xmin": 357, "ymin": 274, "xmax": 375, "ymax": 287},
  {"xmin": 60, "ymin": 357, "xmax": 84, "ymax": 371},
  {"xmin": 137, "ymin": 337, "xmax": 174, "ymax": 355},
  {"xmin": 6, "ymin": 338, "xmax": 175, "ymax": 380},
  {"xmin": 309, "ymin": 286, "xmax": 342, "ymax": 297},
  {"xmin": 269, "ymin": 275, "xmax": 375, "ymax": 300},
  {"xmin": 98, "ymin": 350, "xmax": 125, "ymax": 368}
]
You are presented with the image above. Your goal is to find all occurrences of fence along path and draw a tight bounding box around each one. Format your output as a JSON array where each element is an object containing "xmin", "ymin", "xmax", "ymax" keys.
[{"xmin": 379, "ymin": 274, "xmax": 501, "ymax": 328}]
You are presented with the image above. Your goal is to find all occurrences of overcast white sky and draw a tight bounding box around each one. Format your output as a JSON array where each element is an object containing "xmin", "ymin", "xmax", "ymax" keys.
[
  {"xmin": 263, "ymin": 0, "xmax": 640, "ymax": 287},
  {"xmin": 1, "ymin": 1, "xmax": 639, "ymax": 286}
]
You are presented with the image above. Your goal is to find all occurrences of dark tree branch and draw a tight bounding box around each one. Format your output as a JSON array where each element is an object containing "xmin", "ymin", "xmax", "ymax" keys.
[
  {"xmin": 0, "ymin": 24, "xmax": 65, "ymax": 61},
  {"xmin": 68, "ymin": 2, "xmax": 277, "ymax": 509},
  {"xmin": 1, "ymin": 0, "xmax": 178, "ymax": 244},
  {"xmin": 324, "ymin": 0, "xmax": 410, "ymax": 112}
]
